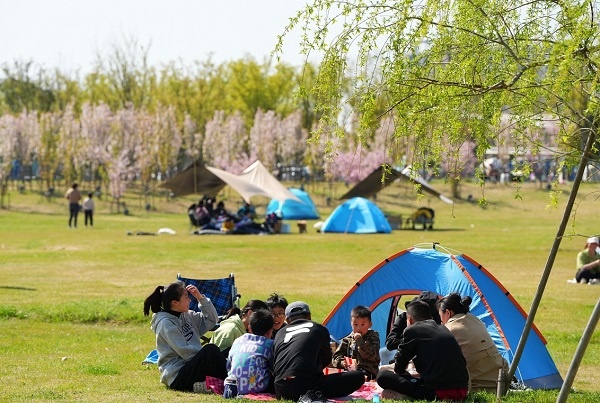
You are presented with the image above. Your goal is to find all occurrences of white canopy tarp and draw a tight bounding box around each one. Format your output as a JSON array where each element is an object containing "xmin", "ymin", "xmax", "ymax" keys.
[{"xmin": 206, "ymin": 161, "xmax": 301, "ymax": 204}]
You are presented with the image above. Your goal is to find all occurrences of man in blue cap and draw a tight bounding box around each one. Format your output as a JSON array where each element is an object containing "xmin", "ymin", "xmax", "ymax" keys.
[{"xmin": 273, "ymin": 301, "xmax": 365, "ymax": 401}]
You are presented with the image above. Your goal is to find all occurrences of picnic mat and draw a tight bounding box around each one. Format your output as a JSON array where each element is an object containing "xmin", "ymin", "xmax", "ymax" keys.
[{"xmin": 242, "ymin": 381, "xmax": 383, "ymax": 401}]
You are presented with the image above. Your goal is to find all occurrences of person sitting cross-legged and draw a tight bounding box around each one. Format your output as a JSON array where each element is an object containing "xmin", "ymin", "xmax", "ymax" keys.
[
  {"xmin": 437, "ymin": 293, "xmax": 508, "ymax": 392},
  {"xmin": 273, "ymin": 301, "xmax": 365, "ymax": 401},
  {"xmin": 376, "ymin": 300, "xmax": 469, "ymax": 401},
  {"xmin": 266, "ymin": 293, "xmax": 288, "ymax": 339},
  {"xmin": 331, "ymin": 305, "xmax": 380, "ymax": 380},
  {"xmin": 226, "ymin": 309, "xmax": 275, "ymax": 395},
  {"xmin": 143, "ymin": 281, "xmax": 227, "ymax": 392}
]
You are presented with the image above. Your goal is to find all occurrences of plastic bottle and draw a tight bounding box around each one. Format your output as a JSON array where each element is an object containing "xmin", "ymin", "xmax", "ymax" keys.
[
  {"xmin": 330, "ymin": 335, "xmax": 338, "ymax": 355},
  {"xmin": 223, "ymin": 375, "xmax": 238, "ymax": 398},
  {"xmin": 349, "ymin": 340, "xmax": 357, "ymax": 358},
  {"xmin": 372, "ymin": 393, "xmax": 380, "ymax": 403}
]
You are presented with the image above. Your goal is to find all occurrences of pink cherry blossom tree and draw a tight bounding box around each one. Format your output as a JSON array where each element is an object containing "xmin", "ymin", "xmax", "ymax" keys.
[
  {"xmin": 80, "ymin": 102, "xmax": 114, "ymax": 191},
  {"xmin": 278, "ymin": 110, "xmax": 308, "ymax": 168},
  {"xmin": 204, "ymin": 110, "xmax": 251, "ymax": 173},
  {"xmin": 249, "ymin": 109, "xmax": 279, "ymax": 170},
  {"xmin": 57, "ymin": 103, "xmax": 83, "ymax": 184}
]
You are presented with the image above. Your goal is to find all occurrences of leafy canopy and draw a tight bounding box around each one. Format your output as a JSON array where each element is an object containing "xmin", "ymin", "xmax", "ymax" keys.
[{"xmin": 279, "ymin": 0, "xmax": 600, "ymax": 183}]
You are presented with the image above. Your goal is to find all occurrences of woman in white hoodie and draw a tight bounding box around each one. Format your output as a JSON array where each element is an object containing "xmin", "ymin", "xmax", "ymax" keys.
[{"xmin": 143, "ymin": 281, "xmax": 227, "ymax": 391}]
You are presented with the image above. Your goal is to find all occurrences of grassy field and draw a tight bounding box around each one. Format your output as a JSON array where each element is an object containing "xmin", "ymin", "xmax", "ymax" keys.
[{"xmin": 0, "ymin": 179, "xmax": 598, "ymax": 402}]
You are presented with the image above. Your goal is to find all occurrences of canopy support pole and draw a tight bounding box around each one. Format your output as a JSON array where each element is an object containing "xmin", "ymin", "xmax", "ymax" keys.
[
  {"xmin": 507, "ymin": 130, "xmax": 596, "ymax": 387},
  {"xmin": 556, "ymin": 298, "xmax": 600, "ymax": 403}
]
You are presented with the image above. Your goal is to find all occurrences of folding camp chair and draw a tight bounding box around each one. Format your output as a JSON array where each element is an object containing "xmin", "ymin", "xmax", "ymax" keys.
[
  {"xmin": 176, "ymin": 273, "xmax": 240, "ymax": 316},
  {"xmin": 142, "ymin": 273, "xmax": 240, "ymax": 364}
]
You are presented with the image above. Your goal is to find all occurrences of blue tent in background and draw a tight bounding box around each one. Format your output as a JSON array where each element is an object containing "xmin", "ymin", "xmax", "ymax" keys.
[
  {"xmin": 266, "ymin": 188, "xmax": 320, "ymax": 220},
  {"xmin": 322, "ymin": 245, "xmax": 563, "ymax": 390},
  {"xmin": 321, "ymin": 197, "xmax": 391, "ymax": 234}
]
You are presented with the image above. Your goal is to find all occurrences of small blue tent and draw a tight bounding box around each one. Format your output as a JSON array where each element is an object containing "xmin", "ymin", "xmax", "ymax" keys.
[
  {"xmin": 266, "ymin": 188, "xmax": 320, "ymax": 220},
  {"xmin": 321, "ymin": 197, "xmax": 391, "ymax": 234},
  {"xmin": 322, "ymin": 244, "xmax": 563, "ymax": 390}
]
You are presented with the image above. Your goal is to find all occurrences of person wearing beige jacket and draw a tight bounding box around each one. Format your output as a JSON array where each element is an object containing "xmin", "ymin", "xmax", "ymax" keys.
[{"xmin": 437, "ymin": 293, "xmax": 508, "ymax": 392}]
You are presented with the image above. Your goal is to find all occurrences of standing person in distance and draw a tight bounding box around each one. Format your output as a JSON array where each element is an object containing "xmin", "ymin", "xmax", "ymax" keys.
[
  {"xmin": 65, "ymin": 183, "xmax": 81, "ymax": 228},
  {"xmin": 143, "ymin": 281, "xmax": 227, "ymax": 392},
  {"xmin": 273, "ymin": 301, "xmax": 365, "ymax": 401},
  {"xmin": 83, "ymin": 192, "xmax": 95, "ymax": 227}
]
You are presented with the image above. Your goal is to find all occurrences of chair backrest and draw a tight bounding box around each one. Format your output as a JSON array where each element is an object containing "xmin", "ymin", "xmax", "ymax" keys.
[
  {"xmin": 143, "ymin": 274, "xmax": 240, "ymax": 364},
  {"xmin": 176, "ymin": 273, "xmax": 240, "ymax": 316}
]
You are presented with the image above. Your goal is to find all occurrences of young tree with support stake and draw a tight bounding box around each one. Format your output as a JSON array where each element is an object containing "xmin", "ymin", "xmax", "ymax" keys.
[{"xmin": 277, "ymin": 0, "xmax": 600, "ymax": 394}]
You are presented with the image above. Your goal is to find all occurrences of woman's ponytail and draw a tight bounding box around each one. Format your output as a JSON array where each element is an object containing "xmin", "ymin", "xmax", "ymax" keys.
[{"xmin": 143, "ymin": 285, "xmax": 165, "ymax": 316}]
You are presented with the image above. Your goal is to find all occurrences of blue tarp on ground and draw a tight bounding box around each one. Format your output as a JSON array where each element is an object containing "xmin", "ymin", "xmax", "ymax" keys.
[
  {"xmin": 266, "ymin": 188, "xmax": 320, "ymax": 220},
  {"xmin": 321, "ymin": 197, "xmax": 391, "ymax": 234}
]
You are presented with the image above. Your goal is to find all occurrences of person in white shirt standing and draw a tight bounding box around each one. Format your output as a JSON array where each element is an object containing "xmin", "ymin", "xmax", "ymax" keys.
[{"xmin": 83, "ymin": 192, "xmax": 95, "ymax": 227}]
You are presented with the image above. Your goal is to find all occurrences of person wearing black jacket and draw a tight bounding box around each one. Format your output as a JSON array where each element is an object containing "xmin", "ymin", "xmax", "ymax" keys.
[
  {"xmin": 377, "ymin": 301, "xmax": 469, "ymax": 401},
  {"xmin": 273, "ymin": 301, "xmax": 365, "ymax": 401},
  {"xmin": 385, "ymin": 291, "xmax": 442, "ymax": 352}
]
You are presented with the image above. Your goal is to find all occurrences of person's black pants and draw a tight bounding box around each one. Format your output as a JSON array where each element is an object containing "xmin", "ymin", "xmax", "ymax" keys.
[
  {"xmin": 377, "ymin": 370, "xmax": 436, "ymax": 401},
  {"xmin": 576, "ymin": 269, "xmax": 600, "ymax": 283},
  {"xmin": 275, "ymin": 371, "xmax": 365, "ymax": 401},
  {"xmin": 84, "ymin": 210, "xmax": 93, "ymax": 227},
  {"xmin": 68, "ymin": 203, "xmax": 79, "ymax": 227},
  {"xmin": 169, "ymin": 343, "xmax": 227, "ymax": 392}
]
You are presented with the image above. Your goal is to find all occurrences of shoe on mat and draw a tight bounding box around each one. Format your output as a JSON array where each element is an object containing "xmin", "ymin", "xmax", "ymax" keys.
[{"xmin": 193, "ymin": 381, "xmax": 208, "ymax": 393}]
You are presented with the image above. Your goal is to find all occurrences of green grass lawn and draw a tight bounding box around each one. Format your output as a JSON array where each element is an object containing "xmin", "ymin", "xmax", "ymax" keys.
[{"xmin": 0, "ymin": 180, "xmax": 598, "ymax": 402}]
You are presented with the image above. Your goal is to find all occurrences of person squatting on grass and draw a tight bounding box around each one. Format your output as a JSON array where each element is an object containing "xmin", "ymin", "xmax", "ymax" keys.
[
  {"xmin": 331, "ymin": 305, "xmax": 380, "ymax": 380},
  {"xmin": 273, "ymin": 301, "xmax": 365, "ymax": 401},
  {"xmin": 226, "ymin": 308, "xmax": 275, "ymax": 394},
  {"xmin": 437, "ymin": 293, "xmax": 508, "ymax": 392},
  {"xmin": 143, "ymin": 281, "xmax": 227, "ymax": 392},
  {"xmin": 574, "ymin": 236, "xmax": 600, "ymax": 284},
  {"xmin": 376, "ymin": 300, "xmax": 469, "ymax": 401}
]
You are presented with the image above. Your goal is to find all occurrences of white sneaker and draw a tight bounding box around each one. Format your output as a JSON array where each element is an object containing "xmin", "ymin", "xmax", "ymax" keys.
[
  {"xmin": 566, "ymin": 278, "xmax": 578, "ymax": 284},
  {"xmin": 589, "ymin": 278, "xmax": 599, "ymax": 285},
  {"xmin": 193, "ymin": 381, "xmax": 208, "ymax": 393}
]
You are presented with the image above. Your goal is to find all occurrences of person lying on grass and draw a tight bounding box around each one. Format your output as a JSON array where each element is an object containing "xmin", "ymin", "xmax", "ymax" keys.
[{"xmin": 144, "ymin": 281, "xmax": 227, "ymax": 392}]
